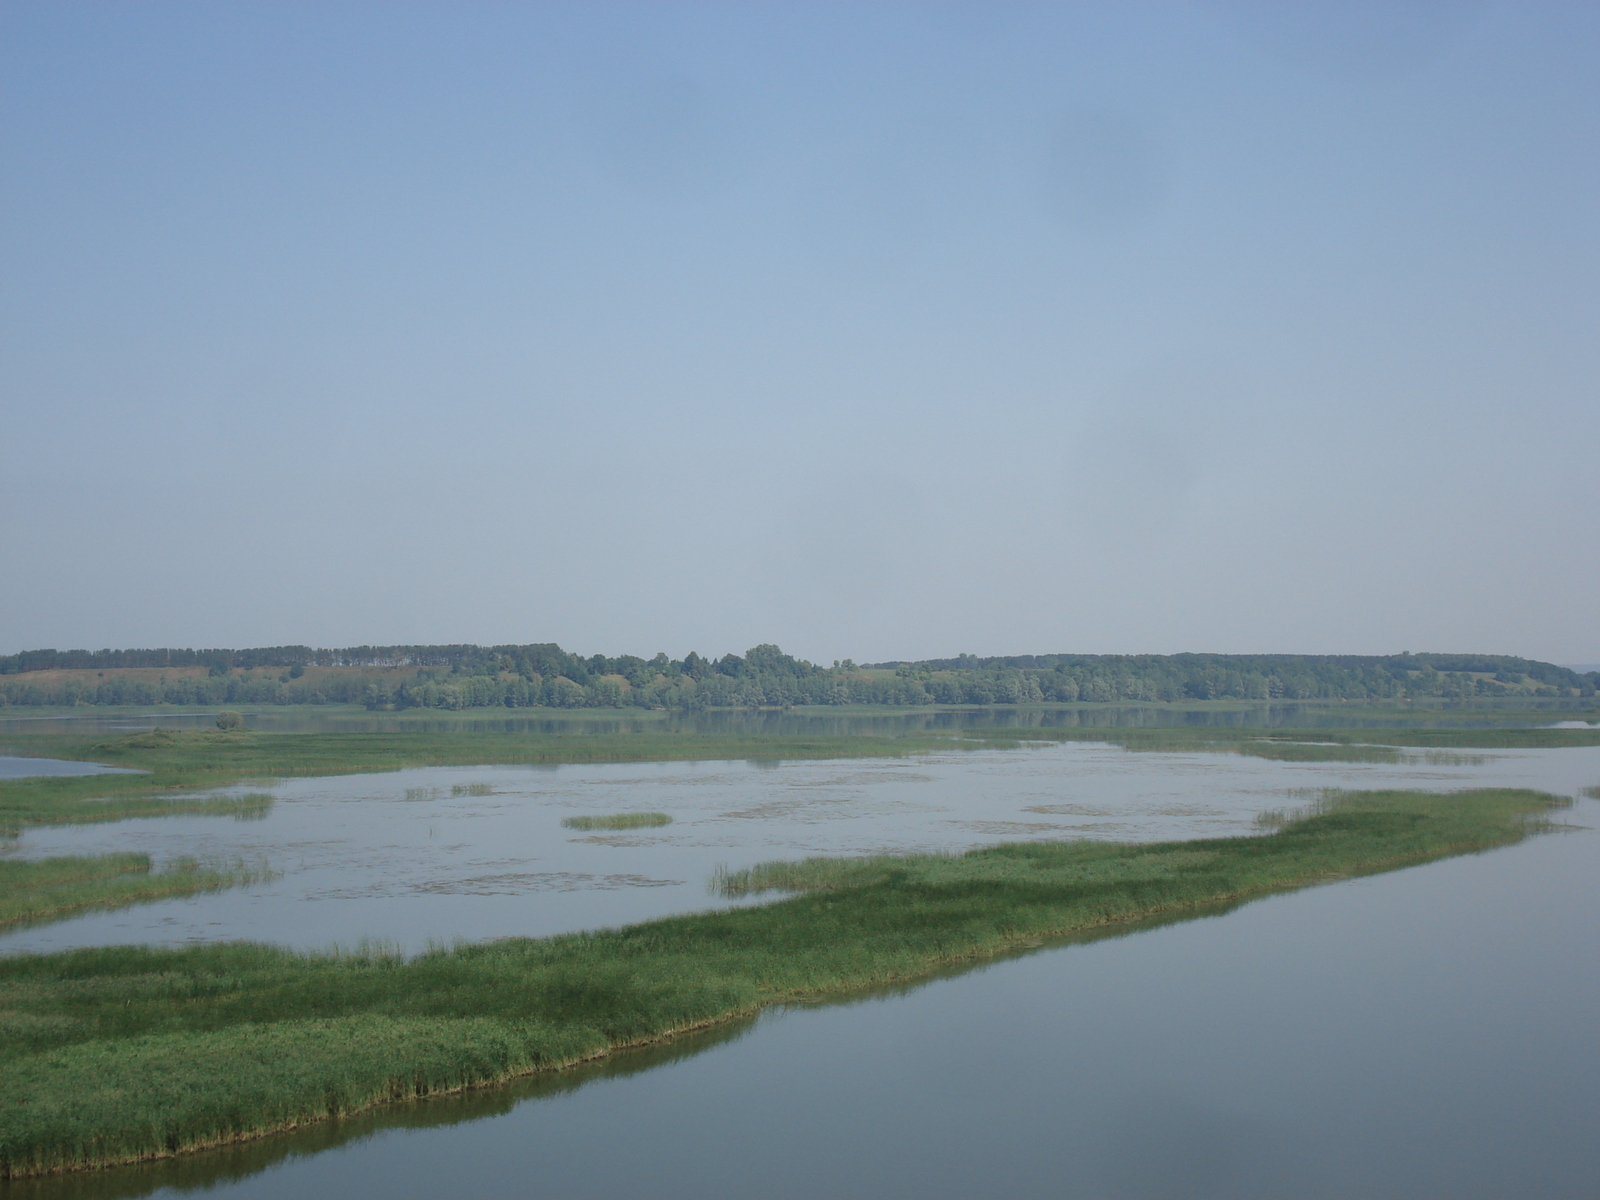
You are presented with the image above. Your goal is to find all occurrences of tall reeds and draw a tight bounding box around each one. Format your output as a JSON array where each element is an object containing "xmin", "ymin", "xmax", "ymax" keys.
[{"xmin": 0, "ymin": 854, "xmax": 275, "ymax": 930}]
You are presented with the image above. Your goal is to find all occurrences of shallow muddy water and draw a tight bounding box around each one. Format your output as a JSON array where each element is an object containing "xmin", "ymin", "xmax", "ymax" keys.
[{"xmin": 4, "ymin": 743, "xmax": 1597, "ymax": 955}]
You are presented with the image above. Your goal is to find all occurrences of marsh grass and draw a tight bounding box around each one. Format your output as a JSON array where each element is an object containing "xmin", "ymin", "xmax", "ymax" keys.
[
  {"xmin": 1582, "ymin": 785, "xmax": 1600, "ymax": 800},
  {"xmin": 956, "ymin": 725, "xmax": 1600, "ymax": 758},
  {"xmin": 403, "ymin": 787, "xmax": 440, "ymax": 801},
  {"xmin": 0, "ymin": 786, "xmax": 1566, "ymax": 1178},
  {"xmin": 0, "ymin": 1012, "xmax": 761, "ymax": 1200},
  {"xmin": 1237, "ymin": 742, "xmax": 1403, "ymax": 763},
  {"xmin": 1255, "ymin": 789, "xmax": 1375, "ymax": 831},
  {"xmin": 714, "ymin": 843, "xmax": 1260, "ymax": 896},
  {"xmin": 225, "ymin": 796, "xmax": 274, "ymax": 822},
  {"xmin": 1413, "ymin": 750, "xmax": 1494, "ymax": 767},
  {"xmin": 0, "ymin": 728, "xmax": 972, "ymax": 836},
  {"xmin": 712, "ymin": 854, "xmax": 944, "ymax": 894},
  {"xmin": 0, "ymin": 767, "xmax": 275, "ymax": 837},
  {"xmin": 562, "ymin": 812, "xmax": 672, "ymax": 831},
  {"xmin": 5, "ymin": 723, "xmax": 1596, "ymax": 836},
  {"xmin": 0, "ymin": 855, "xmax": 275, "ymax": 931},
  {"xmin": 451, "ymin": 783, "xmax": 494, "ymax": 797},
  {"xmin": 147, "ymin": 792, "xmax": 275, "ymax": 818}
]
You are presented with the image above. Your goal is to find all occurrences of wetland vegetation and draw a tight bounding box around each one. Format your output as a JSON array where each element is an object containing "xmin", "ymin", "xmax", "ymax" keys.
[
  {"xmin": 5, "ymin": 722, "xmax": 1597, "ymax": 841},
  {"xmin": 562, "ymin": 813, "xmax": 673, "ymax": 830},
  {"xmin": 3, "ymin": 710, "xmax": 1597, "ymax": 1177},
  {"xmin": 953, "ymin": 723, "xmax": 1600, "ymax": 757},
  {"xmin": 0, "ymin": 786, "xmax": 1568, "ymax": 1177},
  {"xmin": 0, "ymin": 726, "xmax": 975, "ymax": 837},
  {"xmin": 0, "ymin": 856, "xmax": 273, "ymax": 931}
]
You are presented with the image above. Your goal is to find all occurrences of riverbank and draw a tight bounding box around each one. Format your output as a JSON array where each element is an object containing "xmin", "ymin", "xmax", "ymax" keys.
[{"xmin": 0, "ymin": 786, "xmax": 1566, "ymax": 1177}]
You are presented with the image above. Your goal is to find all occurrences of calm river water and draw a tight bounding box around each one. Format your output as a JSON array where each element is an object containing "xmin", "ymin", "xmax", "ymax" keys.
[{"xmin": 3, "ymin": 741, "xmax": 1597, "ymax": 1198}]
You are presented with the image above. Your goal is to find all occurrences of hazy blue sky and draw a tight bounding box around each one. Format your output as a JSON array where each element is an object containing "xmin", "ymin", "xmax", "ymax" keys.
[{"xmin": 3, "ymin": 2, "xmax": 1595, "ymax": 665}]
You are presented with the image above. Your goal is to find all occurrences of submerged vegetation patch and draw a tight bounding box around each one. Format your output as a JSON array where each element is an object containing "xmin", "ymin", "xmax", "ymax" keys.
[
  {"xmin": 0, "ymin": 786, "xmax": 1566, "ymax": 1178},
  {"xmin": 562, "ymin": 812, "xmax": 672, "ymax": 831}
]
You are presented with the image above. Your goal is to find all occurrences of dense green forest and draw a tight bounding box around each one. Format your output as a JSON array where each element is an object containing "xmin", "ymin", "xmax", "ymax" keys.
[{"xmin": 1, "ymin": 644, "xmax": 1595, "ymax": 711}]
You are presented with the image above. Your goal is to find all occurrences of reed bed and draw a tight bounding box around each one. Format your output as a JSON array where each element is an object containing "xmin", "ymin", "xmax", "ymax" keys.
[
  {"xmin": 1413, "ymin": 750, "xmax": 1494, "ymax": 767},
  {"xmin": 956, "ymin": 725, "xmax": 1600, "ymax": 758},
  {"xmin": 0, "ymin": 855, "xmax": 274, "ymax": 930},
  {"xmin": 0, "ymin": 728, "xmax": 972, "ymax": 834},
  {"xmin": 0, "ymin": 786, "xmax": 1565, "ymax": 1178},
  {"xmin": 5, "ymin": 724, "xmax": 1597, "ymax": 836},
  {"xmin": 562, "ymin": 812, "xmax": 672, "ymax": 831}
]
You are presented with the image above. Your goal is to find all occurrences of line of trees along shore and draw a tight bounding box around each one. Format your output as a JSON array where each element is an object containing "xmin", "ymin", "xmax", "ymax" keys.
[{"xmin": 1, "ymin": 645, "xmax": 1595, "ymax": 711}]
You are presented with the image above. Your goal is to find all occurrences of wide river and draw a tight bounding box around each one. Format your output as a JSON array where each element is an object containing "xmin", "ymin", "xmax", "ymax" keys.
[{"xmin": 3, "ymin": 739, "xmax": 1598, "ymax": 1198}]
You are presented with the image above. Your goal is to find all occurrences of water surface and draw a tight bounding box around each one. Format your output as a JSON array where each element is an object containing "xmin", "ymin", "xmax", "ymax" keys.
[
  {"xmin": 5, "ymin": 742, "xmax": 1595, "ymax": 955},
  {"xmin": 5, "ymin": 788, "xmax": 1596, "ymax": 1200},
  {"xmin": 0, "ymin": 756, "xmax": 141, "ymax": 780},
  {"xmin": 3, "ymin": 743, "xmax": 1596, "ymax": 1199}
]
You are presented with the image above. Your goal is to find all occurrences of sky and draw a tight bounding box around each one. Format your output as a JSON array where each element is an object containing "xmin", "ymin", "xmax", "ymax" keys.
[{"xmin": 2, "ymin": 1, "xmax": 1595, "ymax": 666}]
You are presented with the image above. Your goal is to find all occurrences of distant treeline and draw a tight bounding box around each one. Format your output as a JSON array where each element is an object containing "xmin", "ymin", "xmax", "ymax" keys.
[
  {"xmin": 2, "ymin": 644, "xmax": 1596, "ymax": 711},
  {"xmin": 0, "ymin": 645, "xmax": 496, "ymax": 674},
  {"xmin": 872, "ymin": 651, "xmax": 1596, "ymax": 700}
]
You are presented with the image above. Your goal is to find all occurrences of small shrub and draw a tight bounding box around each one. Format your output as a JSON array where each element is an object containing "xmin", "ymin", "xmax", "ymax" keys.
[{"xmin": 215, "ymin": 711, "xmax": 244, "ymax": 731}]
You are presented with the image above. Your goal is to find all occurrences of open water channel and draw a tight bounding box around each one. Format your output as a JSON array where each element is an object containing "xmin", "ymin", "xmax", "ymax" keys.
[{"xmin": 2, "ymin": 733, "xmax": 1598, "ymax": 1198}]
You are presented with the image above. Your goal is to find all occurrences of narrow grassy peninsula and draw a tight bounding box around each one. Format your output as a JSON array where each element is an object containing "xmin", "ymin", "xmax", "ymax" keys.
[
  {"xmin": 0, "ymin": 786, "xmax": 1565, "ymax": 1178},
  {"xmin": 0, "ymin": 855, "xmax": 272, "ymax": 931}
]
